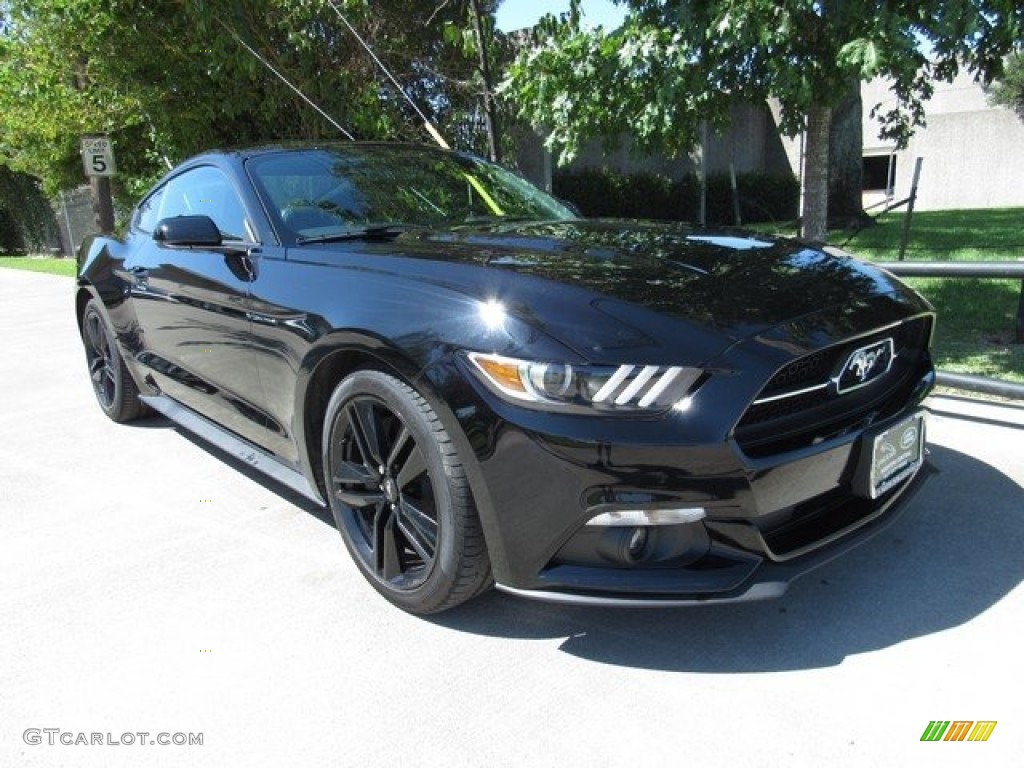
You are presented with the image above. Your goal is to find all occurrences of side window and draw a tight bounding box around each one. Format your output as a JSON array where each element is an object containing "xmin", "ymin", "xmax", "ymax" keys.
[
  {"xmin": 157, "ymin": 166, "xmax": 250, "ymax": 241},
  {"xmin": 135, "ymin": 187, "xmax": 164, "ymax": 233}
]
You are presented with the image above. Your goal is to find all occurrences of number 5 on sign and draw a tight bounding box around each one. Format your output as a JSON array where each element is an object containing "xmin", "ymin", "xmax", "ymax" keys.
[{"xmin": 81, "ymin": 136, "xmax": 116, "ymax": 177}]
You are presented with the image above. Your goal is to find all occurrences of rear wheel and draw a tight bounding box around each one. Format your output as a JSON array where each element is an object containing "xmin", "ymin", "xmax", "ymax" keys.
[
  {"xmin": 81, "ymin": 299, "xmax": 147, "ymax": 423},
  {"xmin": 323, "ymin": 370, "xmax": 491, "ymax": 613}
]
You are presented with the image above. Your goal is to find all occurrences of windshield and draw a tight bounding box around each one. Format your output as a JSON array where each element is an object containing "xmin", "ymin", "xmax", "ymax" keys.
[{"xmin": 246, "ymin": 145, "xmax": 576, "ymax": 240}]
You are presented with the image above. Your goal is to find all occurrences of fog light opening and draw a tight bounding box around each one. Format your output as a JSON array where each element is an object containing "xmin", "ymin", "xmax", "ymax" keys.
[
  {"xmin": 626, "ymin": 527, "xmax": 649, "ymax": 561},
  {"xmin": 559, "ymin": 514, "xmax": 712, "ymax": 568}
]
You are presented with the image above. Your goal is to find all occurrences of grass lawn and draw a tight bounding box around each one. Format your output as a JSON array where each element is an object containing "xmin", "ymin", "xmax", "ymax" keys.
[
  {"xmin": 0, "ymin": 254, "xmax": 77, "ymax": 277},
  {"xmin": 829, "ymin": 208, "xmax": 1024, "ymax": 383}
]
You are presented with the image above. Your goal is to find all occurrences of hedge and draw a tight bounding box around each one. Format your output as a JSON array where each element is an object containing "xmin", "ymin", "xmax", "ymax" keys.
[
  {"xmin": 553, "ymin": 167, "xmax": 799, "ymax": 225},
  {"xmin": 0, "ymin": 167, "xmax": 60, "ymax": 252}
]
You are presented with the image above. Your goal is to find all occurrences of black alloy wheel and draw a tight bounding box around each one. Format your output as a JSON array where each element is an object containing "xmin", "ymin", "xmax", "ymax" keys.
[
  {"xmin": 323, "ymin": 370, "xmax": 491, "ymax": 613},
  {"xmin": 81, "ymin": 299, "xmax": 146, "ymax": 423}
]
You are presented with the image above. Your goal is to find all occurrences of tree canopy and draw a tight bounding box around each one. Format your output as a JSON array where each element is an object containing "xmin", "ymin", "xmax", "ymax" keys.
[
  {"xmin": 502, "ymin": 0, "xmax": 1023, "ymax": 239},
  {"xmin": 0, "ymin": 0, "xmax": 503, "ymax": 200},
  {"xmin": 990, "ymin": 50, "xmax": 1024, "ymax": 119}
]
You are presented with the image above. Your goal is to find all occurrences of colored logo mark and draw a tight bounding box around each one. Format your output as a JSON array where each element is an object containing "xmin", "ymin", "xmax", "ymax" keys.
[{"xmin": 921, "ymin": 720, "xmax": 997, "ymax": 742}]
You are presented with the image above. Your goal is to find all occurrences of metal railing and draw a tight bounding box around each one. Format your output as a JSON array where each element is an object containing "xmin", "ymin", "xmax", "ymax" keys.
[{"xmin": 878, "ymin": 260, "xmax": 1024, "ymax": 400}]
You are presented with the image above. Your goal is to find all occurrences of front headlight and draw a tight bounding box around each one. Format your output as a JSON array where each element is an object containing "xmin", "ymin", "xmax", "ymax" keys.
[{"xmin": 466, "ymin": 352, "xmax": 703, "ymax": 412}]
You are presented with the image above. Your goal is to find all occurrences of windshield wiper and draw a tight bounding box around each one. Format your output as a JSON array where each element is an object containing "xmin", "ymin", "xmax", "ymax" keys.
[{"xmin": 295, "ymin": 223, "xmax": 418, "ymax": 244}]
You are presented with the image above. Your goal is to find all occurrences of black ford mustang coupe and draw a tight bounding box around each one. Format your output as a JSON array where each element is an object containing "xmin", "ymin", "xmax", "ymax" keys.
[{"xmin": 76, "ymin": 143, "xmax": 935, "ymax": 613}]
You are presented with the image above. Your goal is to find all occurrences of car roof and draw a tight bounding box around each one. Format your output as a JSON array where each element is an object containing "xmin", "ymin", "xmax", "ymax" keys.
[{"xmin": 185, "ymin": 141, "xmax": 468, "ymax": 165}]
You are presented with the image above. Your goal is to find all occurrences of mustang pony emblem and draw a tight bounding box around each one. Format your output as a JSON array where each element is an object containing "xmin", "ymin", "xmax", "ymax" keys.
[
  {"xmin": 848, "ymin": 348, "xmax": 884, "ymax": 382},
  {"xmin": 837, "ymin": 338, "xmax": 894, "ymax": 393}
]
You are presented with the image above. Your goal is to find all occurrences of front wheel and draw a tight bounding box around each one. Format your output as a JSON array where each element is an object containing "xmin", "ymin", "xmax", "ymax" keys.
[{"xmin": 322, "ymin": 370, "xmax": 491, "ymax": 614}]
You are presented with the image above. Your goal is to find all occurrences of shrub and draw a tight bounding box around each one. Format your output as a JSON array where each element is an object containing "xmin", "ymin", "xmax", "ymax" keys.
[
  {"xmin": 552, "ymin": 167, "xmax": 671, "ymax": 219},
  {"xmin": 553, "ymin": 167, "xmax": 798, "ymax": 225},
  {"xmin": 0, "ymin": 167, "xmax": 60, "ymax": 252}
]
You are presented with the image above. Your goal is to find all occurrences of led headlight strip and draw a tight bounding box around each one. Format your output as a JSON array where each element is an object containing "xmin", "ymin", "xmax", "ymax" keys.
[{"xmin": 467, "ymin": 352, "xmax": 702, "ymax": 411}]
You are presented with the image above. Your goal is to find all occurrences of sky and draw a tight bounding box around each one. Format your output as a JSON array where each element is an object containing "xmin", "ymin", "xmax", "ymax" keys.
[{"xmin": 494, "ymin": 0, "xmax": 627, "ymax": 32}]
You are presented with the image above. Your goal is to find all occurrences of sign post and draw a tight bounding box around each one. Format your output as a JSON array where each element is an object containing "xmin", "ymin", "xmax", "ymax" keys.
[{"xmin": 80, "ymin": 135, "xmax": 116, "ymax": 234}]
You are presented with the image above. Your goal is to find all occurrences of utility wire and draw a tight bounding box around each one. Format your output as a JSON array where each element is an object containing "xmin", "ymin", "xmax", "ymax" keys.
[
  {"xmin": 219, "ymin": 20, "xmax": 355, "ymax": 141},
  {"xmin": 326, "ymin": 0, "xmax": 451, "ymax": 149}
]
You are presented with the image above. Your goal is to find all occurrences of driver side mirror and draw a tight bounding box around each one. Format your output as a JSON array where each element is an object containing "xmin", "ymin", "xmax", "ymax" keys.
[{"xmin": 154, "ymin": 215, "xmax": 223, "ymax": 247}]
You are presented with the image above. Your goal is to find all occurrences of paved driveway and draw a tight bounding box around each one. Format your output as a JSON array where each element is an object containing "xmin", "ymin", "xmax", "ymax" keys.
[{"xmin": 1, "ymin": 268, "xmax": 1021, "ymax": 767}]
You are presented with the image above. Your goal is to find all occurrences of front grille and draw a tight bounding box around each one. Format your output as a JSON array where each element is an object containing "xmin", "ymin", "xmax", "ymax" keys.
[
  {"xmin": 735, "ymin": 316, "xmax": 932, "ymax": 457},
  {"xmin": 740, "ymin": 387, "xmax": 832, "ymax": 425},
  {"xmin": 758, "ymin": 347, "xmax": 834, "ymax": 397}
]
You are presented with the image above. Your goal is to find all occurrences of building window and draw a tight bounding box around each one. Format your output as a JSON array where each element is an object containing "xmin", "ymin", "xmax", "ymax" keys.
[{"xmin": 863, "ymin": 154, "xmax": 896, "ymax": 194}]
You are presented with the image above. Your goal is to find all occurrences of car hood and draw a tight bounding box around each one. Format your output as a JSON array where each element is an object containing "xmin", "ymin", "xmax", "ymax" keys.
[{"xmin": 302, "ymin": 219, "xmax": 930, "ymax": 365}]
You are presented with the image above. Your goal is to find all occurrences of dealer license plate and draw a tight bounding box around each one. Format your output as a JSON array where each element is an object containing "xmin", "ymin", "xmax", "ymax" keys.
[{"xmin": 863, "ymin": 412, "xmax": 925, "ymax": 499}]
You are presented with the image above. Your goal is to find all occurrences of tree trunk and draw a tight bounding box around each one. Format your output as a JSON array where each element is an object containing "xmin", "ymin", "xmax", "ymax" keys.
[
  {"xmin": 828, "ymin": 76, "xmax": 868, "ymax": 225},
  {"xmin": 469, "ymin": 0, "xmax": 501, "ymax": 163},
  {"xmin": 801, "ymin": 105, "xmax": 832, "ymax": 242}
]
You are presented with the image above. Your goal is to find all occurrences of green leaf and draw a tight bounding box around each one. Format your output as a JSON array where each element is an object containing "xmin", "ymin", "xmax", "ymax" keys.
[{"xmin": 838, "ymin": 38, "xmax": 881, "ymax": 77}]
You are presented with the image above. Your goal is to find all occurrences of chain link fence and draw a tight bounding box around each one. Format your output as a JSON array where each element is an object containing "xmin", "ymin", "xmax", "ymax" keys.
[{"xmin": 53, "ymin": 187, "xmax": 96, "ymax": 257}]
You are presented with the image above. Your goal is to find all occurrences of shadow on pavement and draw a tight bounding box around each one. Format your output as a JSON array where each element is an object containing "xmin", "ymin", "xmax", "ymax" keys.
[
  {"xmin": 148, "ymin": 409, "xmax": 1022, "ymax": 673},
  {"xmin": 431, "ymin": 443, "xmax": 1024, "ymax": 672}
]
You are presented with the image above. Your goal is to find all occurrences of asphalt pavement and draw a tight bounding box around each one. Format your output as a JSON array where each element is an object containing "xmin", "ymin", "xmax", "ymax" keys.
[{"xmin": 1, "ymin": 268, "xmax": 1021, "ymax": 767}]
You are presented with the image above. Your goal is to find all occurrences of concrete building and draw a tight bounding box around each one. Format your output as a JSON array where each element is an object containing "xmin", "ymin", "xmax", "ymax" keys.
[
  {"xmin": 773, "ymin": 69, "xmax": 1024, "ymax": 211},
  {"xmin": 520, "ymin": 69, "xmax": 1024, "ymax": 213},
  {"xmin": 569, "ymin": 104, "xmax": 792, "ymax": 179},
  {"xmin": 859, "ymin": 69, "xmax": 1024, "ymax": 211}
]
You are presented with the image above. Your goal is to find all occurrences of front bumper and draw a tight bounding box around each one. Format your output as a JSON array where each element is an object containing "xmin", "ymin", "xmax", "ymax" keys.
[
  {"xmin": 496, "ymin": 460, "xmax": 932, "ymax": 606},
  {"xmin": 451, "ymin": 367, "xmax": 935, "ymax": 606}
]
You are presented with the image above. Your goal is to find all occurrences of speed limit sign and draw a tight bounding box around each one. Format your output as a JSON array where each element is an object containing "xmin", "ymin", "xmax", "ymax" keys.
[{"xmin": 81, "ymin": 136, "xmax": 116, "ymax": 177}]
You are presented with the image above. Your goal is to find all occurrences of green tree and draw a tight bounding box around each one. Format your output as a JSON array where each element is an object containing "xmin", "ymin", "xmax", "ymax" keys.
[
  {"xmin": 0, "ymin": 1, "xmax": 374, "ymax": 197},
  {"xmin": 990, "ymin": 51, "xmax": 1024, "ymax": 119},
  {"xmin": 0, "ymin": 1, "xmax": 504, "ymax": 202},
  {"xmin": 502, "ymin": 0, "xmax": 1023, "ymax": 240}
]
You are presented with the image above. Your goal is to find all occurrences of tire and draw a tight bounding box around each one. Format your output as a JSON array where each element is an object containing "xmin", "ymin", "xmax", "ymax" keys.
[
  {"xmin": 81, "ymin": 299, "xmax": 147, "ymax": 423},
  {"xmin": 322, "ymin": 369, "xmax": 492, "ymax": 614}
]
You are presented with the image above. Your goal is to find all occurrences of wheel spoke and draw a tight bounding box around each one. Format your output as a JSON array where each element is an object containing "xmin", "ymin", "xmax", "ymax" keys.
[
  {"xmin": 347, "ymin": 401, "xmax": 384, "ymax": 467},
  {"xmin": 84, "ymin": 316, "xmax": 101, "ymax": 353},
  {"xmin": 334, "ymin": 456, "xmax": 385, "ymax": 508},
  {"xmin": 335, "ymin": 487, "xmax": 385, "ymax": 508},
  {"xmin": 333, "ymin": 459, "xmax": 378, "ymax": 486},
  {"xmin": 396, "ymin": 444, "xmax": 427, "ymax": 491},
  {"xmin": 397, "ymin": 498, "xmax": 437, "ymax": 563},
  {"xmin": 386, "ymin": 425, "xmax": 412, "ymax": 471},
  {"xmin": 97, "ymin": 325, "xmax": 110, "ymax": 358},
  {"xmin": 373, "ymin": 505, "xmax": 402, "ymax": 580}
]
